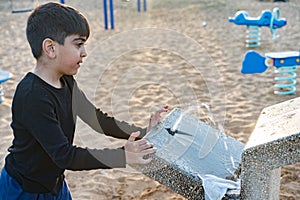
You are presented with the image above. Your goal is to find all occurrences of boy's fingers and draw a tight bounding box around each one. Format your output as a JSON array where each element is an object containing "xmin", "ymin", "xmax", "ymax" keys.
[
  {"xmin": 135, "ymin": 139, "xmax": 151, "ymax": 147},
  {"xmin": 136, "ymin": 139, "xmax": 147, "ymax": 144},
  {"xmin": 156, "ymin": 108, "xmax": 167, "ymax": 114},
  {"xmin": 160, "ymin": 104, "xmax": 168, "ymax": 112},
  {"xmin": 141, "ymin": 148, "xmax": 157, "ymax": 164},
  {"xmin": 151, "ymin": 105, "xmax": 169, "ymax": 117},
  {"xmin": 140, "ymin": 142, "xmax": 154, "ymax": 150},
  {"xmin": 141, "ymin": 147, "xmax": 157, "ymax": 154},
  {"xmin": 141, "ymin": 157, "xmax": 153, "ymax": 164},
  {"xmin": 128, "ymin": 131, "xmax": 140, "ymax": 142}
]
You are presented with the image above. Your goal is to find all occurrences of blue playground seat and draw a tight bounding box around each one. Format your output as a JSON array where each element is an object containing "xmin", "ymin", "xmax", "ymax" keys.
[
  {"xmin": 0, "ymin": 71, "xmax": 12, "ymax": 104},
  {"xmin": 228, "ymin": 10, "xmax": 286, "ymax": 29}
]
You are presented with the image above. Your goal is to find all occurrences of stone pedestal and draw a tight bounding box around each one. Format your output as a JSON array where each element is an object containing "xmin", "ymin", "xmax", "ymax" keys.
[{"xmin": 241, "ymin": 97, "xmax": 300, "ymax": 200}]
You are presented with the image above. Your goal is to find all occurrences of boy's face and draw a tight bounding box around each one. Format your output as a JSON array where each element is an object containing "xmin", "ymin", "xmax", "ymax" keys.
[{"xmin": 55, "ymin": 34, "xmax": 87, "ymax": 76}]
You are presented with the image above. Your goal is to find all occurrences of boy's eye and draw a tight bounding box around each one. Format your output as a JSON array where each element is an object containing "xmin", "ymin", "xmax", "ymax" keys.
[{"xmin": 76, "ymin": 43, "xmax": 84, "ymax": 47}]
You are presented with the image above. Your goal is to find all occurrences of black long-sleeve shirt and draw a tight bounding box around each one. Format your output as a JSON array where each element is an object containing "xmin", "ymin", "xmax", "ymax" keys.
[{"xmin": 4, "ymin": 72, "xmax": 146, "ymax": 195}]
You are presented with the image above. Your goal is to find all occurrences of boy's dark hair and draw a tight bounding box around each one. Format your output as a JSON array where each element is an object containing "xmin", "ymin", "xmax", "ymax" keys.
[{"xmin": 26, "ymin": 2, "xmax": 90, "ymax": 59}]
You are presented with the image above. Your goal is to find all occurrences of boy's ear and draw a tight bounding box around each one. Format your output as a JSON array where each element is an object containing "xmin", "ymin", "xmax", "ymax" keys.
[{"xmin": 42, "ymin": 38, "xmax": 56, "ymax": 59}]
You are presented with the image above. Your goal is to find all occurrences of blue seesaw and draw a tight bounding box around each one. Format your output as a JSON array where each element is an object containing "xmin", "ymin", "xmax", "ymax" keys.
[
  {"xmin": 0, "ymin": 71, "xmax": 11, "ymax": 103},
  {"xmin": 242, "ymin": 50, "xmax": 300, "ymax": 95},
  {"xmin": 229, "ymin": 7, "xmax": 286, "ymax": 48}
]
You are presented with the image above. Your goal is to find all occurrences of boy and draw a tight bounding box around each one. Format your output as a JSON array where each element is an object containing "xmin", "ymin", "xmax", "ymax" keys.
[{"xmin": 0, "ymin": 2, "xmax": 167, "ymax": 199}]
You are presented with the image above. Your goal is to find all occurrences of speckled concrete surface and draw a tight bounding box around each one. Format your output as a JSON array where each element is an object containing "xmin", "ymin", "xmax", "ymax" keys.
[
  {"xmin": 241, "ymin": 97, "xmax": 300, "ymax": 200},
  {"xmin": 132, "ymin": 108, "xmax": 245, "ymax": 199}
]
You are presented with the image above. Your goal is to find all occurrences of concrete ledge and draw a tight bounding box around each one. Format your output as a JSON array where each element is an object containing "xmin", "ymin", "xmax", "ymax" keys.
[
  {"xmin": 133, "ymin": 156, "xmax": 204, "ymax": 199},
  {"xmin": 241, "ymin": 97, "xmax": 300, "ymax": 200},
  {"xmin": 132, "ymin": 108, "xmax": 244, "ymax": 199}
]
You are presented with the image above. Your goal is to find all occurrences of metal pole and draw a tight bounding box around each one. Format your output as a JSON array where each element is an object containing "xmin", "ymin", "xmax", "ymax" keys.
[
  {"xmin": 137, "ymin": 0, "xmax": 141, "ymax": 12},
  {"xmin": 109, "ymin": 0, "xmax": 114, "ymax": 29},
  {"xmin": 143, "ymin": 0, "xmax": 146, "ymax": 11},
  {"xmin": 60, "ymin": 0, "xmax": 65, "ymax": 4},
  {"xmin": 103, "ymin": 0, "xmax": 108, "ymax": 29}
]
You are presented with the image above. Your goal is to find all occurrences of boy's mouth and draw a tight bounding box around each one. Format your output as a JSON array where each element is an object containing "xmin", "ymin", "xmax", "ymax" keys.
[{"xmin": 77, "ymin": 61, "xmax": 82, "ymax": 66}]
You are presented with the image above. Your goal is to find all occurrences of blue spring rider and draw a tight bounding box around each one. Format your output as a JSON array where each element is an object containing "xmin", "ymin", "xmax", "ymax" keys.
[
  {"xmin": 229, "ymin": 8, "xmax": 286, "ymax": 48},
  {"xmin": 242, "ymin": 51, "xmax": 300, "ymax": 95},
  {"xmin": 0, "ymin": 71, "xmax": 11, "ymax": 103}
]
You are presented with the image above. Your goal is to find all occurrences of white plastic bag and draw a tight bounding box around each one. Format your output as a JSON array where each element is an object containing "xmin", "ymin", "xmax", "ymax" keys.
[{"xmin": 198, "ymin": 174, "xmax": 240, "ymax": 200}]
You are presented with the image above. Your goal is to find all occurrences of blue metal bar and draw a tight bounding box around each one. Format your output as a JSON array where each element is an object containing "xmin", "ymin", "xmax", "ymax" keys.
[
  {"xmin": 103, "ymin": 0, "xmax": 108, "ymax": 29},
  {"xmin": 109, "ymin": 0, "xmax": 114, "ymax": 29},
  {"xmin": 60, "ymin": 0, "xmax": 65, "ymax": 4},
  {"xmin": 143, "ymin": 0, "xmax": 147, "ymax": 11},
  {"xmin": 137, "ymin": 0, "xmax": 141, "ymax": 12}
]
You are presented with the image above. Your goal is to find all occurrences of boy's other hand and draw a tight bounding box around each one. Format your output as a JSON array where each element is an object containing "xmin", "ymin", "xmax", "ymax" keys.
[
  {"xmin": 125, "ymin": 131, "xmax": 157, "ymax": 165},
  {"xmin": 146, "ymin": 105, "xmax": 168, "ymax": 133}
]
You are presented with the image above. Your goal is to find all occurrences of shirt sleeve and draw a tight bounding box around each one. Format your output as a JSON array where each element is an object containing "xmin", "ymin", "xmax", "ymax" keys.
[
  {"xmin": 71, "ymin": 80, "xmax": 147, "ymax": 139},
  {"xmin": 21, "ymin": 90, "xmax": 126, "ymax": 170}
]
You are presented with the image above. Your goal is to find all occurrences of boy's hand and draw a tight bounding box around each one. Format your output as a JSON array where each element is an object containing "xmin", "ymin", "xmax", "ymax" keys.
[
  {"xmin": 146, "ymin": 105, "xmax": 168, "ymax": 133},
  {"xmin": 125, "ymin": 131, "xmax": 157, "ymax": 165}
]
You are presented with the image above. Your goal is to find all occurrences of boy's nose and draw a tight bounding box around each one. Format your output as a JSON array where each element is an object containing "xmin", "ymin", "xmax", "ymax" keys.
[{"xmin": 81, "ymin": 47, "xmax": 87, "ymax": 57}]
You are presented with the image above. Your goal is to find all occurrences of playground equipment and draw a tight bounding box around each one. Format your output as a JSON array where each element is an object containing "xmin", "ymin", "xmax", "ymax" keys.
[
  {"xmin": 0, "ymin": 71, "xmax": 11, "ymax": 104},
  {"xmin": 229, "ymin": 8, "xmax": 286, "ymax": 48},
  {"xmin": 137, "ymin": 0, "xmax": 147, "ymax": 12},
  {"xmin": 10, "ymin": 0, "xmax": 34, "ymax": 13},
  {"xmin": 103, "ymin": 0, "xmax": 114, "ymax": 29},
  {"xmin": 102, "ymin": 0, "xmax": 147, "ymax": 30},
  {"xmin": 11, "ymin": 0, "xmax": 65, "ymax": 13},
  {"xmin": 242, "ymin": 50, "xmax": 300, "ymax": 95}
]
